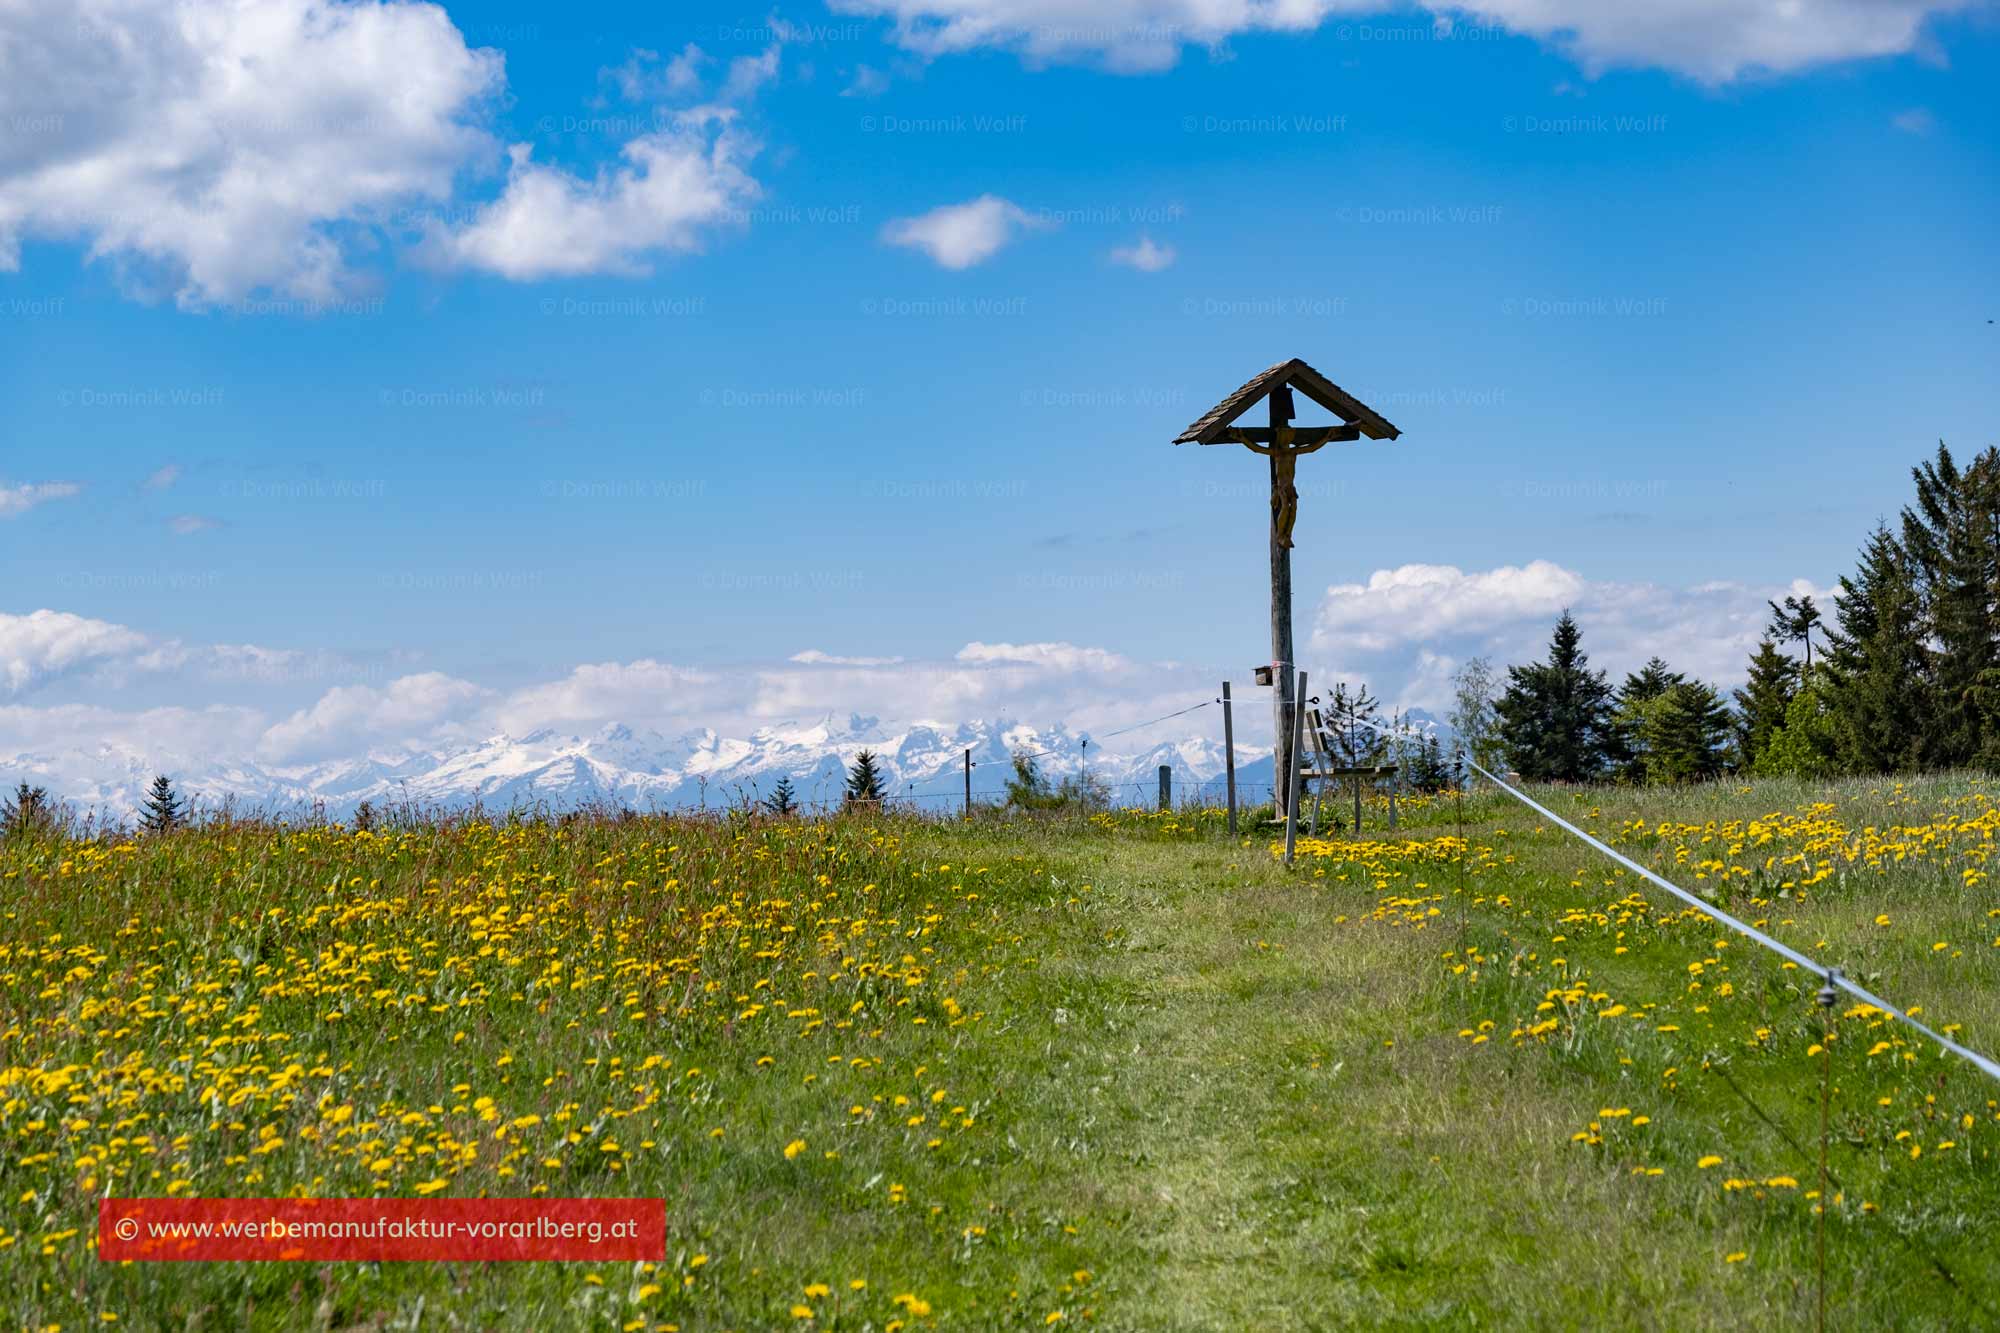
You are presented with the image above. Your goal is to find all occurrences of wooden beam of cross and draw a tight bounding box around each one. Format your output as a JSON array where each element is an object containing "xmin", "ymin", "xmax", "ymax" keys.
[{"xmin": 1171, "ymin": 357, "xmax": 1400, "ymax": 820}]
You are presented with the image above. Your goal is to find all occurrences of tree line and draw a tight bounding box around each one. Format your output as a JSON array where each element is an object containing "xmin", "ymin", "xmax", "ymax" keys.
[{"xmin": 1449, "ymin": 441, "xmax": 1997, "ymax": 783}]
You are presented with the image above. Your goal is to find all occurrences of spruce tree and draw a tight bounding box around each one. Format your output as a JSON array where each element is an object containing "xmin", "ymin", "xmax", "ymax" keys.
[
  {"xmin": 764, "ymin": 775, "xmax": 798, "ymax": 816},
  {"xmin": 1408, "ymin": 736, "xmax": 1451, "ymax": 794},
  {"xmin": 1496, "ymin": 612, "xmax": 1616, "ymax": 781},
  {"xmin": 139, "ymin": 774, "xmax": 184, "ymax": 833},
  {"xmin": 1, "ymin": 781, "xmax": 51, "ymax": 837},
  {"xmin": 842, "ymin": 751, "xmax": 887, "ymax": 810},
  {"xmin": 1901, "ymin": 442, "xmax": 2000, "ymax": 767},
  {"xmin": 1643, "ymin": 681, "xmax": 1733, "ymax": 783},
  {"xmin": 1611, "ymin": 657, "xmax": 1686, "ymax": 782},
  {"xmin": 1325, "ymin": 682, "xmax": 1384, "ymax": 767},
  {"xmin": 1734, "ymin": 639, "xmax": 1797, "ymax": 769},
  {"xmin": 1823, "ymin": 524, "xmax": 1927, "ymax": 773}
]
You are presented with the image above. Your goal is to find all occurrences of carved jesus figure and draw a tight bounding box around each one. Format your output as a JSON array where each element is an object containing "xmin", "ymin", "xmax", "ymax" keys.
[{"xmin": 1241, "ymin": 435, "xmax": 1328, "ymax": 549}]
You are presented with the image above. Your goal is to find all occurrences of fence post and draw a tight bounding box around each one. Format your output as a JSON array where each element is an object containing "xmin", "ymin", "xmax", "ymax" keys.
[
  {"xmin": 1157, "ymin": 764, "xmax": 1171, "ymax": 811},
  {"xmin": 1221, "ymin": 681, "xmax": 1237, "ymax": 836},
  {"xmin": 1284, "ymin": 670, "xmax": 1308, "ymax": 865},
  {"xmin": 963, "ymin": 749, "xmax": 972, "ymax": 818}
]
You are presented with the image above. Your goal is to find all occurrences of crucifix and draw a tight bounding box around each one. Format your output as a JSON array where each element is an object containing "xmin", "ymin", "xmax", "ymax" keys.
[{"xmin": 1172, "ymin": 358, "xmax": 1401, "ymax": 818}]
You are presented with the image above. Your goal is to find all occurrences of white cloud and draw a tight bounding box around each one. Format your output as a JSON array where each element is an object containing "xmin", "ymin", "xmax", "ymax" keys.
[
  {"xmin": 1109, "ymin": 234, "xmax": 1176, "ymax": 271},
  {"xmin": 169, "ymin": 514, "xmax": 222, "ymax": 536},
  {"xmin": 830, "ymin": 0, "xmax": 1972, "ymax": 80},
  {"xmin": 496, "ymin": 660, "xmax": 724, "ymax": 734},
  {"xmin": 881, "ymin": 195, "xmax": 1047, "ymax": 269},
  {"xmin": 0, "ymin": 702, "xmax": 267, "ymax": 762},
  {"xmin": 143, "ymin": 465, "xmax": 183, "ymax": 492},
  {"xmin": 0, "ymin": 0, "xmax": 502, "ymax": 307},
  {"xmin": 1308, "ymin": 560, "xmax": 1834, "ymax": 712},
  {"xmin": 426, "ymin": 112, "xmax": 759, "ymax": 279},
  {"xmin": 1892, "ymin": 106, "xmax": 1937, "ymax": 134},
  {"xmin": 1315, "ymin": 561, "xmax": 1586, "ymax": 654},
  {"xmin": 955, "ymin": 641, "xmax": 1131, "ymax": 673},
  {"xmin": 791, "ymin": 650, "xmax": 908, "ymax": 665},
  {"xmin": 605, "ymin": 45, "xmax": 710, "ymax": 101},
  {"xmin": 724, "ymin": 46, "xmax": 785, "ymax": 100},
  {"xmin": 842, "ymin": 65, "xmax": 892, "ymax": 97},
  {"xmin": 0, "ymin": 480, "xmax": 81, "ymax": 517},
  {"xmin": 259, "ymin": 672, "xmax": 489, "ymax": 762},
  {"xmin": 0, "ymin": 610, "xmax": 150, "ymax": 692}
]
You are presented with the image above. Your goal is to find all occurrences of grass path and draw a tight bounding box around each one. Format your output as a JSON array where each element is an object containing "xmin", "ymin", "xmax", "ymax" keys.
[{"xmin": 972, "ymin": 828, "xmax": 1985, "ymax": 1330}]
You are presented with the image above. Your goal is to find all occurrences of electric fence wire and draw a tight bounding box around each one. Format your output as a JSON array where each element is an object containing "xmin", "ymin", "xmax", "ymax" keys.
[
  {"xmin": 1007, "ymin": 698, "xmax": 1216, "ymax": 762},
  {"xmin": 1330, "ymin": 708, "xmax": 2000, "ymax": 1085}
]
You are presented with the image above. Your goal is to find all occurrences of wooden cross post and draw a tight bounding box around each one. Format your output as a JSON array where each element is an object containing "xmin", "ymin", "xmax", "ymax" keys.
[
  {"xmin": 1170, "ymin": 359, "xmax": 1401, "ymax": 821},
  {"xmin": 1266, "ymin": 385, "xmax": 1301, "ymax": 815}
]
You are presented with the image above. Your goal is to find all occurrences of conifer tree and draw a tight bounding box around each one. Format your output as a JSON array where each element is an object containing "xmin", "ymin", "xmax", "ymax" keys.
[
  {"xmin": 1734, "ymin": 639, "xmax": 1797, "ymax": 769},
  {"xmin": 1496, "ymin": 612, "xmax": 1616, "ymax": 781},
  {"xmin": 1407, "ymin": 735, "xmax": 1451, "ymax": 794},
  {"xmin": 1, "ymin": 781, "xmax": 51, "ymax": 837},
  {"xmin": 1611, "ymin": 657, "xmax": 1686, "ymax": 782},
  {"xmin": 1642, "ymin": 681, "xmax": 1734, "ymax": 783},
  {"xmin": 842, "ymin": 751, "xmax": 887, "ymax": 809},
  {"xmin": 764, "ymin": 775, "xmax": 798, "ymax": 816},
  {"xmin": 1901, "ymin": 442, "xmax": 2000, "ymax": 767},
  {"xmin": 1823, "ymin": 523, "xmax": 1928, "ymax": 773},
  {"xmin": 1324, "ymin": 682, "xmax": 1384, "ymax": 767},
  {"xmin": 1766, "ymin": 594, "xmax": 1825, "ymax": 674},
  {"xmin": 140, "ymin": 774, "xmax": 184, "ymax": 834}
]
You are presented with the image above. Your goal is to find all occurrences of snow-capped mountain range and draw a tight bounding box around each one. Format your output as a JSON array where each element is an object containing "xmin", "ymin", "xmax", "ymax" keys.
[{"xmin": 3, "ymin": 713, "xmax": 1304, "ymax": 823}]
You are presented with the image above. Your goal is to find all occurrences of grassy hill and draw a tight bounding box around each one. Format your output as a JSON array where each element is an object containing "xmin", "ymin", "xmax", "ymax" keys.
[{"xmin": 5, "ymin": 775, "xmax": 1998, "ymax": 1329}]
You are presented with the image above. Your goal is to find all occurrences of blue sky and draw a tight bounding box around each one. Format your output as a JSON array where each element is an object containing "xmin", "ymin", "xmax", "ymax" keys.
[{"xmin": 1, "ymin": 0, "xmax": 1996, "ymax": 776}]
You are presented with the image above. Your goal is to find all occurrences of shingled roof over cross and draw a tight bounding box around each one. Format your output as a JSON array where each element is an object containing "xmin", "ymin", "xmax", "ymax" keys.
[{"xmin": 1172, "ymin": 357, "xmax": 1400, "ymax": 445}]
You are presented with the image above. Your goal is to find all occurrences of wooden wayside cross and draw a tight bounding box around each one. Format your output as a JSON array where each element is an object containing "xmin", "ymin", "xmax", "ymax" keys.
[{"xmin": 1172, "ymin": 358, "xmax": 1400, "ymax": 817}]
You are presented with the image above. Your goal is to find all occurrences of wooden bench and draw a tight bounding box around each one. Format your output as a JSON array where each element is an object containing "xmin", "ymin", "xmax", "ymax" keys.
[{"xmin": 1298, "ymin": 708, "xmax": 1402, "ymax": 834}]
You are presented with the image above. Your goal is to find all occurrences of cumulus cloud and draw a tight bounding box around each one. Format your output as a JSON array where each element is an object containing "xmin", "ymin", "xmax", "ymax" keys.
[
  {"xmin": 495, "ymin": 660, "xmax": 725, "ymax": 734},
  {"xmin": 830, "ymin": 0, "xmax": 1972, "ymax": 80},
  {"xmin": 0, "ymin": 610, "xmax": 150, "ymax": 692},
  {"xmin": 881, "ymin": 195, "xmax": 1047, "ymax": 269},
  {"xmin": 1315, "ymin": 561, "xmax": 1587, "ymax": 654},
  {"xmin": 1309, "ymin": 561, "xmax": 1833, "ymax": 711},
  {"xmin": 259, "ymin": 672, "xmax": 489, "ymax": 762},
  {"xmin": 1109, "ymin": 234, "xmax": 1176, "ymax": 271},
  {"xmin": 0, "ymin": 0, "xmax": 502, "ymax": 307},
  {"xmin": 0, "ymin": 481, "xmax": 81, "ymax": 517},
  {"xmin": 425, "ymin": 113, "xmax": 759, "ymax": 279}
]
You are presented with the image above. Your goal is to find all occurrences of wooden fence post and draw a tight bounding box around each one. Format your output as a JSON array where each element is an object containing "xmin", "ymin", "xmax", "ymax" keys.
[
  {"xmin": 1221, "ymin": 681, "xmax": 1237, "ymax": 836},
  {"xmin": 1284, "ymin": 670, "xmax": 1308, "ymax": 866}
]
